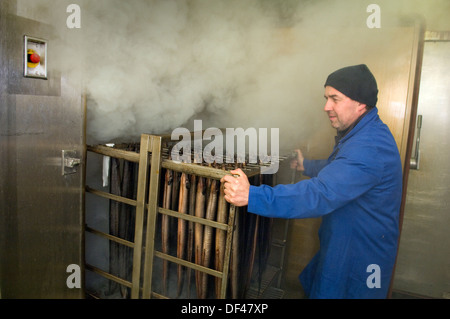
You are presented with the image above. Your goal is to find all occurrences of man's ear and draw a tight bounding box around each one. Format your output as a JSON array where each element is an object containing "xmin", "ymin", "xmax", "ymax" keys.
[{"xmin": 357, "ymin": 102, "xmax": 368, "ymax": 113}]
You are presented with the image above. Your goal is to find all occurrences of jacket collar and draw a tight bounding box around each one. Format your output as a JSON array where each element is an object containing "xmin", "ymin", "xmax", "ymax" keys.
[{"xmin": 335, "ymin": 107, "xmax": 378, "ymax": 145}]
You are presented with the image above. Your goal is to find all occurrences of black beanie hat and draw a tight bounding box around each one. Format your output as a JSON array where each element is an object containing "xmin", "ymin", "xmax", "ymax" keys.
[{"xmin": 324, "ymin": 64, "xmax": 378, "ymax": 108}]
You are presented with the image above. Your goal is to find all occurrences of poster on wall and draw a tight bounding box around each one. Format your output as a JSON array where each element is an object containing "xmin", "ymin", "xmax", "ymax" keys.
[{"xmin": 24, "ymin": 35, "xmax": 47, "ymax": 79}]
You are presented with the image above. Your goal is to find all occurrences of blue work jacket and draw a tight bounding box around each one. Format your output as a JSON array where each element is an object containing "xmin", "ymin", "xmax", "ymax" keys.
[{"xmin": 248, "ymin": 107, "xmax": 402, "ymax": 298}]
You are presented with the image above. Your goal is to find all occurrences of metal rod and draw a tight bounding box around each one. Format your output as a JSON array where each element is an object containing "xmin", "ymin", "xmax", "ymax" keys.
[
  {"xmin": 220, "ymin": 204, "xmax": 236, "ymax": 299},
  {"xmin": 85, "ymin": 263, "xmax": 132, "ymax": 288},
  {"xmin": 86, "ymin": 226, "xmax": 134, "ymax": 248},
  {"xmin": 142, "ymin": 135, "xmax": 163, "ymax": 299},
  {"xmin": 150, "ymin": 291, "xmax": 170, "ymax": 299},
  {"xmin": 158, "ymin": 207, "xmax": 228, "ymax": 231},
  {"xmin": 85, "ymin": 186, "xmax": 137, "ymax": 207},
  {"xmin": 154, "ymin": 251, "xmax": 223, "ymax": 278},
  {"xmin": 87, "ymin": 144, "xmax": 262, "ymax": 179},
  {"xmin": 87, "ymin": 144, "xmax": 140, "ymax": 163},
  {"xmin": 130, "ymin": 135, "xmax": 151, "ymax": 298},
  {"xmin": 163, "ymin": 160, "xmax": 261, "ymax": 179}
]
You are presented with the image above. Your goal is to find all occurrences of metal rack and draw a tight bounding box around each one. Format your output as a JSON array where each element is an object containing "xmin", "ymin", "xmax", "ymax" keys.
[
  {"xmin": 85, "ymin": 133, "xmax": 262, "ymax": 299},
  {"xmin": 245, "ymin": 218, "xmax": 289, "ymax": 299}
]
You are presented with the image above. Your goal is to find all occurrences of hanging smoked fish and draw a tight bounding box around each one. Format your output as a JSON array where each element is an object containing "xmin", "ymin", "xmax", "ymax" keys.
[
  {"xmin": 242, "ymin": 175, "xmax": 262, "ymax": 296},
  {"xmin": 171, "ymin": 170, "xmax": 180, "ymax": 238},
  {"xmin": 177, "ymin": 172, "xmax": 189, "ymax": 297},
  {"xmin": 109, "ymin": 157, "xmax": 121, "ymax": 296},
  {"xmin": 200, "ymin": 178, "xmax": 218, "ymax": 298},
  {"xmin": 161, "ymin": 168, "xmax": 173, "ymax": 295},
  {"xmin": 119, "ymin": 145, "xmax": 138, "ymax": 298},
  {"xmin": 243, "ymin": 213, "xmax": 259, "ymax": 296},
  {"xmin": 229, "ymin": 164, "xmax": 242, "ymax": 299},
  {"xmin": 230, "ymin": 206, "xmax": 240, "ymax": 299},
  {"xmin": 214, "ymin": 175, "xmax": 228, "ymax": 298},
  {"xmin": 186, "ymin": 174, "xmax": 197, "ymax": 298},
  {"xmin": 194, "ymin": 176, "xmax": 206, "ymax": 298}
]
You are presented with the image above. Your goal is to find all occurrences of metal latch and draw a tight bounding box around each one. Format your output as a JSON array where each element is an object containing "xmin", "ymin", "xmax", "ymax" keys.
[{"xmin": 62, "ymin": 150, "xmax": 81, "ymax": 175}]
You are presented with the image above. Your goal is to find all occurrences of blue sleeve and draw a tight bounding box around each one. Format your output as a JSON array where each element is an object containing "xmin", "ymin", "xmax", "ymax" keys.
[
  {"xmin": 248, "ymin": 145, "xmax": 383, "ymax": 219},
  {"xmin": 303, "ymin": 159, "xmax": 329, "ymax": 177}
]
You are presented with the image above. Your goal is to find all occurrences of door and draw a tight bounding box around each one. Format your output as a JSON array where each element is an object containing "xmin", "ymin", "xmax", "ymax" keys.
[
  {"xmin": 393, "ymin": 36, "xmax": 450, "ymax": 298},
  {"xmin": 280, "ymin": 23, "xmax": 424, "ymax": 297},
  {"xmin": 0, "ymin": 2, "xmax": 85, "ymax": 298}
]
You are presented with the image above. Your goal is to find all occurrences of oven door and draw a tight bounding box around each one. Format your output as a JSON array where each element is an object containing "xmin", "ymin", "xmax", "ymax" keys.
[{"xmin": 0, "ymin": 7, "xmax": 85, "ymax": 298}]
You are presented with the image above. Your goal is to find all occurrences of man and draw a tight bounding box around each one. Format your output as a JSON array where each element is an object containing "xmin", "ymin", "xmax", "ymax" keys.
[{"xmin": 221, "ymin": 64, "xmax": 403, "ymax": 299}]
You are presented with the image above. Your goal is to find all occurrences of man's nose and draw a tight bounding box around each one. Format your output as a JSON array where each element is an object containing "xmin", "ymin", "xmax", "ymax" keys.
[{"xmin": 324, "ymin": 99, "xmax": 333, "ymax": 112}]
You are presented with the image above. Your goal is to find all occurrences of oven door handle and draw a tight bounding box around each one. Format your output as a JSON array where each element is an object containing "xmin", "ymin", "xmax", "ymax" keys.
[{"xmin": 410, "ymin": 115, "xmax": 422, "ymax": 170}]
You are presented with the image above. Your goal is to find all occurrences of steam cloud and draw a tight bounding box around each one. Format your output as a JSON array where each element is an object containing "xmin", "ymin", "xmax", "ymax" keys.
[
  {"xmin": 17, "ymin": 0, "xmax": 450, "ymax": 151},
  {"xmin": 80, "ymin": 0, "xmax": 318, "ymax": 145}
]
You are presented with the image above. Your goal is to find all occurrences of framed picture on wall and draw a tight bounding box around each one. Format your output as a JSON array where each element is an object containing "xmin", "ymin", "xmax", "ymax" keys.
[{"xmin": 24, "ymin": 35, "xmax": 48, "ymax": 79}]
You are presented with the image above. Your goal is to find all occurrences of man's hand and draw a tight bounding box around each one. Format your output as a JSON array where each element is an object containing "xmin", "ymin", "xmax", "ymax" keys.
[
  {"xmin": 220, "ymin": 168, "xmax": 250, "ymax": 207},
  {"xmin": 290, "ymin": 149, "xmax": 305, "ymax": 172}
]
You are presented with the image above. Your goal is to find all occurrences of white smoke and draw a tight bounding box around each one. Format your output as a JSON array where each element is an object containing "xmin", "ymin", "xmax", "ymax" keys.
[
  {"xmin": 81, "ymin": 0, "xmax": 293, "ymax": 143},
  {"xmin": 15, "ymin": 0, "xmax": 450, "ymax": 151}
]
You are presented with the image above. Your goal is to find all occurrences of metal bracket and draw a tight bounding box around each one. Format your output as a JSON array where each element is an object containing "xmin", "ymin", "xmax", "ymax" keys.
[{"xmin": 62, "ymin": 150, "xmax": 81, "ymax": 175}]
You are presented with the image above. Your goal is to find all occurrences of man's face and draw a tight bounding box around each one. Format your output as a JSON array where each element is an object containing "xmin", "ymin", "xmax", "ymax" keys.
[{"xmin": 324, "ymin": 86, "xmax": 367, "ymax": 131}]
